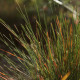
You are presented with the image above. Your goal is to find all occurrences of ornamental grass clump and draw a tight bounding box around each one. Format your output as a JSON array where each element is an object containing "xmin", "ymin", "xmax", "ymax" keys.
[{"xmin": 0, "ymin": 2, "xmax": 80, "ymax": 80}]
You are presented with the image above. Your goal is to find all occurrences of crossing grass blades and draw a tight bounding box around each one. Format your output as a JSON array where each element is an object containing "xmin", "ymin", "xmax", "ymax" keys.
[{"xmin": 0, "ymin": 1, "xmax": 80, "ymax": 80}]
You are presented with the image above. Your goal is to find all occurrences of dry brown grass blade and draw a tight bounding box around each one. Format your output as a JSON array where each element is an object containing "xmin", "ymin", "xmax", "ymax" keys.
[
  {"xmin": 46, "ymin": 32, "xmax": 57, "ymax": 68},
  {"xmin": 0, "ymin": 49, "xmax": 24, "ymax": 61},
  {"xmin": 0, "ymin": 75, "xmax": 8, "ymax": 80},
  {"xmin": 0, "ymin": 72, "xmax": 9, "ymax": 78},
  {"xmin": 47, "ymin": 32, "xmax": 53, "ymax": 61}
]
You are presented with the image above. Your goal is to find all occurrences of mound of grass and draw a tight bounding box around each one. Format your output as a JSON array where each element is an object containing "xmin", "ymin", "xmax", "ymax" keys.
[{"xmin": 0, "ymin": 1, "xmax": 80, "ymax": 80}]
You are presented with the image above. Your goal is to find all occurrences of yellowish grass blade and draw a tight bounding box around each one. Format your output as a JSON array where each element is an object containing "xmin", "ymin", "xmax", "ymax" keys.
[{"xmin": 61, "ymin": 71, "xmax": 71, "ymax": 80}]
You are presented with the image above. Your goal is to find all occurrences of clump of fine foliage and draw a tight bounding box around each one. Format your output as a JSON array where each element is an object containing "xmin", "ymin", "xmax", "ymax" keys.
[{"xmin": 0, "ymin": 1, "xmax": 80, "ymax": 80}]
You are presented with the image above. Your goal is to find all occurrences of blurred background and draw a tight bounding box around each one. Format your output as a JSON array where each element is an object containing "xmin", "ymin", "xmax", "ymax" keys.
[
  {"xmin": 0, "ymin": 0, "xmax": 60, "ymax": 39},
  {"xmin": 0, "ymin": 0, "xmax": 80, "ymax": 45},
  {"xmin": 0, "ymin": 0, "xmax": 78, "ymax": 25}
]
